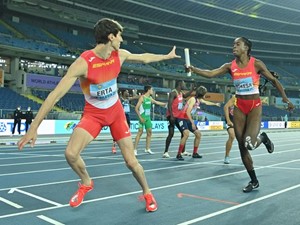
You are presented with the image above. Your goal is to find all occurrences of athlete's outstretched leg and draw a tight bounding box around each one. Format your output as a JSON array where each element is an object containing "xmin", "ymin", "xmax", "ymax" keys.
[
  {"xmin": 118, "ymin": 136, "xmax": 157, "ymax": 212},
  {"xmin": 65, "ymin": 128, "xmax": 94, "ymax": 207}
]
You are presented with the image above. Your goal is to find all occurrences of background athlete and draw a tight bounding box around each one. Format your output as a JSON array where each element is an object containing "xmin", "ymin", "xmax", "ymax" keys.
[
  {"xmin": 223, "ymin": 94, "xmax": 236, "ymax": 164},
  {"xmin": 111, "ymin": 89, "xmax": 139, "ymax": 153},
  {"xmin": 175, "ymin": 86, "xmax": 220, "ymax": 160},
  {"xmin": 133, "ymin": 85, "xmax": 167, "ymax": 155},
  {"xmin": 163, "ymin": 80, "xmax": 194, "ymax": 158}
]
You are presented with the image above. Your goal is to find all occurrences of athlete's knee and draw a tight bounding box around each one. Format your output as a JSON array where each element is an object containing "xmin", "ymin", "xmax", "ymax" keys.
[
  {"xmin": 239, "ymin": 147, "xmax": 250, "ymax": 160},
  {"xmin": 244, "ymin": 136, "xmax": 257, "ymax": 150},
  {"xmin": 65, "ymin": 149, "xmax": 79, "ymax": 163},
  {"xmin": 168, "ymin": 127, "xmax": 174, "ymax": 136},
  {"xmin": 146, "ymin": 129, "xmax": 152, "ymax": 136},
  {"xmin": 229, "ymin": 135, "xmax": 235, "ymax": 142},
  {"xmin": 194, "ymin": 130, "xmax": 201, "ymax": 139},
  {"xmin": 168, "ymin": 125, "xmax": 175, "ymax": 132},
  {"xmin": 182, "ymin": 130, "xmax": 189, "ymax": 139},
  {"xmin": 167, "ymin": 132, "xmax": 174, "ymax": 141},
  {"xmin": 125, "ymin": 158, "xmax": 140, "ymax": 171}
]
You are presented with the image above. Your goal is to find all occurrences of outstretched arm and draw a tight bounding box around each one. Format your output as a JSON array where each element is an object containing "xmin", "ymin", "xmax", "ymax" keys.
[
  {"xmin": 256, "ymin": 59, "xmax": 294, "ymax": 111},
  {"xmin": 152, "ymin": 98, "xmax": 167, "ymax": 107},
  {"xmin": 187, "ymin": 63, "xmax": 231, "ymax": 78},
  {"xmin": 18, "ymin": 57, "xmax": 87, "ymax": 150},
  {"xmin": 200, "ymin": 99, "xmax": 220, "ymax": 107},
  {"xmin": 119, "ymin": 46, "xmax": 180, "ymax": 64}
]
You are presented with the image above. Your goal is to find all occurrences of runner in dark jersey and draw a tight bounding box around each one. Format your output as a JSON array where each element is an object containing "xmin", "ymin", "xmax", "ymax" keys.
[
  {"xmin": 163, "ymin": 80, "xmax": 194, "ymax": 158},
  {"xmin": 175, "ymin": 86, "xmax": 220, "ymax": 160}
]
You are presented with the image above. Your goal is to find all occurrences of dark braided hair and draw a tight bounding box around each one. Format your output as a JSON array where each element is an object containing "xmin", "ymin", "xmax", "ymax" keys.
[{"xmin": 239, "ymin": 37, "xmax": 252, "ymax": 56}]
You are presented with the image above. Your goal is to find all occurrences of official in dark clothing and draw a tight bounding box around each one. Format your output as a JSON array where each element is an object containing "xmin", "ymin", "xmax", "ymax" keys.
[
  {"xmin": 25, "ymin": 107, "xmax": 34, "ymax": 132},
  {"xmin": 12, "ymin": 106, "xmax": 22, "ymax": 135}
]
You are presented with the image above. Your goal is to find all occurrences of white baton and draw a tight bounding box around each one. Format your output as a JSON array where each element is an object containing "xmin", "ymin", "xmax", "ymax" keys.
[{"xmin": 184, "ymin": 48, "xmax": 191, "ymax": 77}]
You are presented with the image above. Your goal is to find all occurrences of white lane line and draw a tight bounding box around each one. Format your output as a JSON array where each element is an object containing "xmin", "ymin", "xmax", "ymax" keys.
[
  {"xmin": 0, "ymin": 160, "xmax": 125, "ymax": 177},
  {"xmin": 0, "ymin": 197, "xmax": 23, "ymax": 209},
  {"xmin": 0, "ymin": 159, "xmax": 299, "ymax": 219},
  {"xmin": 1, "ymin": 156, "xmax": 300, "ymax": 192},
  {"xmin": 0, "ymin": 155, "xmax": 50, "ymax": 160},
  {"xmin": 8, "ymin": 188, "xmax": 62, "ymax": 206},
  {"xmin": 0, "ymin": 136, "xmax": 298, "ymax": 156},
  {"xmin": 177, "ymin": 183, "xmax": 300, "ymax": 225},
  {"xmin": 37, "ymin": 215, "xmax": 65, "ymax": 225},
  {"xmin": 1, "ymin": 145, "xmax": 300, "ymax": 178},
  {"xmin": 0, "ymin": 159, "xmax": 67, "ymax": 167},
  {"xmin": 0, "ymin": 205, "xmax": 63, "ymax": 219},
  {"xmin": 270, "ymin": 166, "xmax": 300, "ymax": 171},
  {"xmin": 0, "ymin": 141, "xmax": 298, "ymax": 165}
]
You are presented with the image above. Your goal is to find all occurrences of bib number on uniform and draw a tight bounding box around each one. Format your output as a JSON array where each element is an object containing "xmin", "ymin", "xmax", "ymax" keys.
[
  {"xmin": 145, "ymin": 109, "xmax": 151, "ymax": 116},
  {"xmin": 233, "ymin": 77, "xmax": 254, "ymax": 93},
  {"xmin": 90, "ymin": 79, "xmax": 117, "ymax": 100}
]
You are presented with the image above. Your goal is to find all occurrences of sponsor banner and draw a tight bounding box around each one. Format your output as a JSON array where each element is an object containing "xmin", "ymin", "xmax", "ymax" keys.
[
  {"xmin": 55, "ymin": 120, "xmax": 80, "ymax": 134},
  {"xmin": 288, "ymin": 121, "xmax": 300, "ymax": 129},
  {"xmin": 261, "ymin": 121, "xmax": 268, "ymax": 129},
  {"xmin": 204, "ymin": 92, "xmax": 224, "ymax": 103},
  {"xmin": 38, "ymin": 120, "xmax": 55, "ymax": 134},
  {"xmin": 268, "ymin": 121, "xmax": 285, "ymax": 129},
  {"xmin": 130, "ymin": 120, "xmax": 168, "ymax": 132},
  {"xmin": 195, "ymin": 121, "xmax": 223, "ymax": 130},
  {"xmin": 26, "ymin": 73, "xmax": 81, "ymax": 92},
  {"xmin": 0, "ymin": 119, "xmax": 54, "ymax": 136},
  {"xmin": 54, "ymin": 120, "xmax": 169, "ymax": 134},
  {"xmin": 196, "ymin": 121, "xmax": 209, "ymax": 130},
  {"xmin": 208, "ymin": 121, "xmax": 223, "ymax": 130},
  {"xmin": 0, "ymin": 119, "xmax": 228, "ymax": 136}
]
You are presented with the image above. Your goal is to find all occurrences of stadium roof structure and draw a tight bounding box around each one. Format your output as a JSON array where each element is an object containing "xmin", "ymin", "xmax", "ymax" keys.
[{"xmin": 4, "ymin": 0, "xmax": 300, "ymax": 62}]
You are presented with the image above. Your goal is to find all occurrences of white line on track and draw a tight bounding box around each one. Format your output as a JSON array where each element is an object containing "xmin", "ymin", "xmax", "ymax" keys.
[
  {"xmin": 0, "ymin": 146, "xmax": 299, "ymax": 177},
  {"xmin": 0, "ymin": 159, "xmax": 299, "ymax": 219},
  {"xmin": 8, "ymin": 188, "xmax": 62, "ymax": 206},
  {"xmin": 37, "ymin": 215, "xmax": 65, "ymax": 225},
  {"xmin": 177, "ymin": 183, "xmax": 300, "ymax": 225},
  {"xmin": 0, "ymin": 197, "xmax": 23, "ymax": 209}
]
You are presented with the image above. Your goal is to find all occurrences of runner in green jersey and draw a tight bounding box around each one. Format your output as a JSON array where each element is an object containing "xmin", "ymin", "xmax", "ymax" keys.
[{"xmin": 134, "ymin": 85, "xmax": 167, "ymax": 155}]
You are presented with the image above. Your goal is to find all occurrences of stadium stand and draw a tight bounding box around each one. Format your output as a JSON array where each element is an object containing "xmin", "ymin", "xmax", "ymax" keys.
[{"xmin": 0, "ymin": 3, "xmax": 299, "ymax": 121}]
